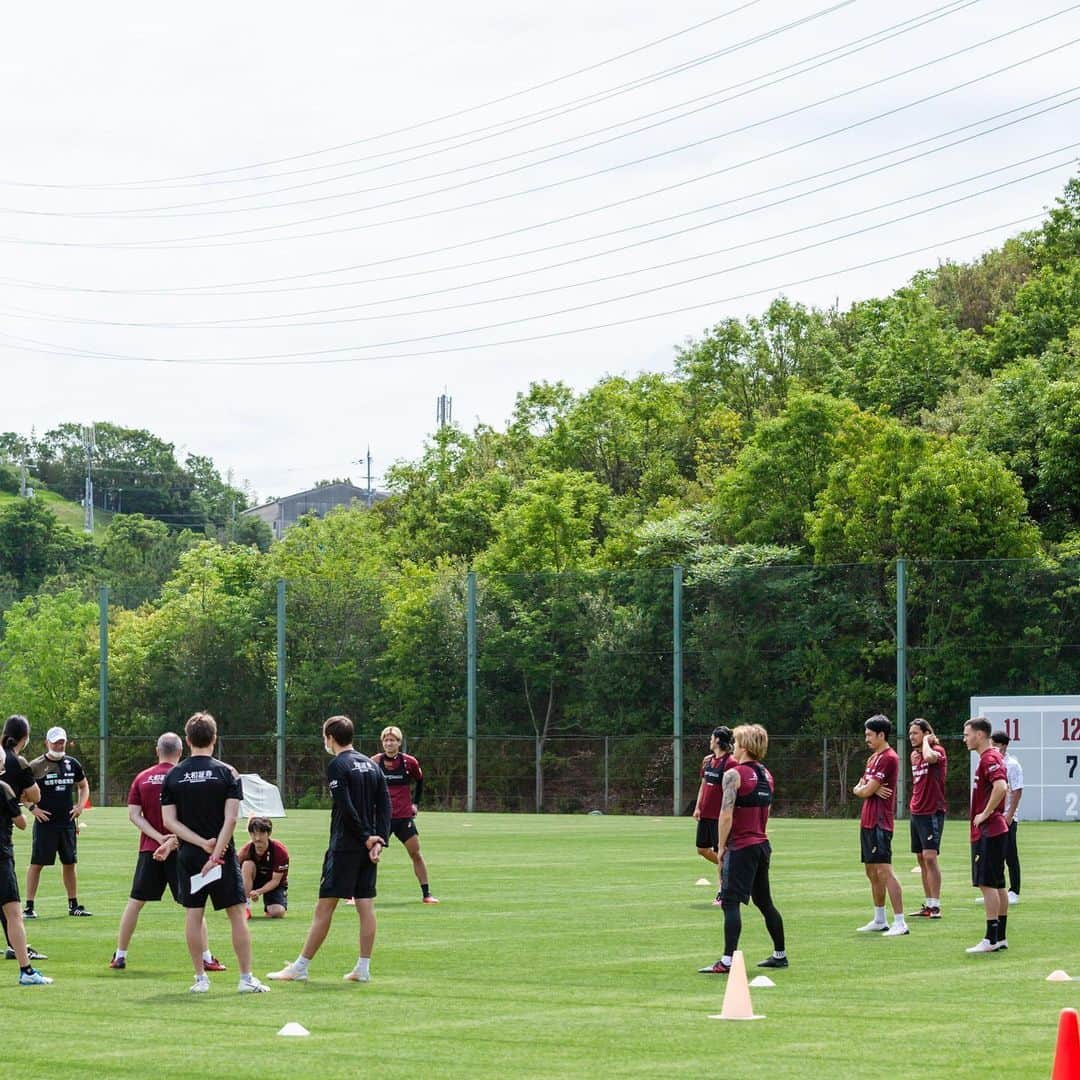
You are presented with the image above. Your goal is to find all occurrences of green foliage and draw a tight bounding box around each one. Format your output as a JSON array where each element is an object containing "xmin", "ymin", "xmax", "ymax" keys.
[
  {"xmin": 0, "ymin": 589, "xmax": 98, "ymax": 729},
  {"xmin": 0, "ymin": 496, "xmax": 93, "ymax": 590},
  {"xmin": 807, "ymin": 423, "xmax": 1039, "ymax": 561},
  {"xmin": 711, "ymin": 391, "xmax": 879, "ymax": 548}
]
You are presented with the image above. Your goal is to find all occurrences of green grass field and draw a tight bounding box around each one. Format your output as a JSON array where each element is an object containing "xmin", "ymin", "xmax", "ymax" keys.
[{"xmin": 4, "ymin": 811, "xmax": 1076, "ymax": 1078}]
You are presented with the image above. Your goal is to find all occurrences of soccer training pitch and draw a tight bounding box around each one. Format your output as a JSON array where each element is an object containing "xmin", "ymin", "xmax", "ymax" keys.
[{"xmin": 5, "ymin": 811, "xmax": 1075, "ymax": 1078}]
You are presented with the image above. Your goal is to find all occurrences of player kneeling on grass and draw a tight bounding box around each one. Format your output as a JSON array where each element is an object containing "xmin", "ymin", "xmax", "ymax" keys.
[
  {"xmin": 160, "ymin": 712, "xmax": 269, "ymax": 994},
  {"xmin": 239, "ymin": 817, "xmax": 288, "ymax": 918},
  {"xmin": 110, "ymin": 732, "xmax": 224, "ymax": 973},
  {"xmin": 854, "ymin": 715, "xmax": 908, "ymax": 937},
  {"xmin": 699, "ymin": 724, "xmax": 787, "ymax": 975},
  {"xmin": 268, "ymin": 714, "xmax": 390, "ymax": 985},
  {"xmin": 372, "ymin": 725, "xmax": 438, "ymax": 904}
]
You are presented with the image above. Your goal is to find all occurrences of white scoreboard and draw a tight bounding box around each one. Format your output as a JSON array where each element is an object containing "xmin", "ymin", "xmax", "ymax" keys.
[{"xmin": 969, "ymin": 695, "xmax": 1080, "ymax": 822}]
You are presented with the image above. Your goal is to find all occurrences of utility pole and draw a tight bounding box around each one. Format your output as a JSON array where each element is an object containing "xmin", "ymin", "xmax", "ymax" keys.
[
  {"xmin": 19, "ymin": 457, "xmax": 28, "ymax": 498},
  {"xmin": 366, "ymin": 446, "xmax": 373, "ymax": 509},
  {"xmin": 436, "ymin": 391, "xmax": 453, "ymax": 429},
  {"xmin": 81, "ymin": 423, "xmax": 96, "ymax": 534}
]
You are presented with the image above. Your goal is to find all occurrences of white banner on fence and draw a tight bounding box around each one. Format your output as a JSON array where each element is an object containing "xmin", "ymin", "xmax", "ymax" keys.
[{"xmin": 239, "ymin": 773, "xmax": 286, "ymax": 818}]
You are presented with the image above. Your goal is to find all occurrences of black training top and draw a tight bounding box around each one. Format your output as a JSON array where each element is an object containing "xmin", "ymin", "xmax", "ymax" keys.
[
  {"xmin": 159, "ymin": 756, "xmax": 243, "ymax": 851},
  {"xmin": 29, "ymin": 754, "xmax": 85, "ymax": 829},
  {"xmin": 326, "ymin": 749, "xmax": 391, "ymax": 854}
]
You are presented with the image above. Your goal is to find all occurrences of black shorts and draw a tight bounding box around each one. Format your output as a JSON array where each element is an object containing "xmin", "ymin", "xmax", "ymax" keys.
[
  {"xmin": 261, "ymin": 885, "xmax": 288, "ymax": 910},
  {"xmin": 910, "ymin": 812, "xmax": 945, "ymax": 853},
  {"xmin": 0, "ymin": 851, "xmax": 19, "ymax": 905},
  {"xmin": 971, "ymin": 833, "xmax": 1007, "ymax": 888},
  {"xmin": 130, "ymin": 851, "xmax": 180, "ymax": 903},
  {"xmin": 720, "ymin": 841, "xmax": 771, "ymax": 905},
  {"xmin": 860, "ymin": 826, "xmax": 893, "ymax": 864},
  {"xmin": 176, "ymin": 846, "xmax": 247, "ymax": 910},
  {"xmin": 695, "ymin": 818, "xmax": 719, "ymax": 851},
  {"xmin": 319, "ymin": 848, "xmax": 377, "ymax": 900},
  {"xmin": 31, "ymin": 826, "xmax": 77, "ymax": 866},
  {"xmin": 390, "ymin": 818, "xmax": 418, "ymax": 844}
]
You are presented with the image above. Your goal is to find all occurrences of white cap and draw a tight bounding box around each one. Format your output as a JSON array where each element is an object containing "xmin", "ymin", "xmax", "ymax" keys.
[{"xmin": 46, "ymin": 726, "xmax": 67, "ymax": 743}]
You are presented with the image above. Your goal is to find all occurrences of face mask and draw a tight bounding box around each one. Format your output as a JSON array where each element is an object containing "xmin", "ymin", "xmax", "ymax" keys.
[
  {"xmin": 46, "ymin": 749, "xmax": 65, "ymax": 761},
  {"xmin": 324, "ymin": 742, "xmax": 334, "ymax": 755}
]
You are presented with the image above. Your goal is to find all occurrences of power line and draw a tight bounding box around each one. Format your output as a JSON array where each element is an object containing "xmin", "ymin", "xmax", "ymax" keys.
[
  {"xmin": 0, "ymin": 209, "xmax": 1050, "ymax": 368},
  {"xmin": 0, "ymin": 0, "xmax": 770, "ymax": 191},
  {"xmin": 3, "ymin": 0, "xmax": 940, "ymax": 218},
  {"xmin": 3, "ymin": 85, "xmax": 1070, "ymax": 299},
  {"xmin": 7, "ymin": 143, "xmax": 1075, "ymax": 331},
  {"xmin": 3, "ymin": 5, "xmax": 1068, "ymax": 250}
]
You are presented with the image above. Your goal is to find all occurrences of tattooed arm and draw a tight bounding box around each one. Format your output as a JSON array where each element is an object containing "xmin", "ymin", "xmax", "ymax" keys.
[{"xmin": 716, "ymin": 768, "xmax": 740, "ymax": 855}]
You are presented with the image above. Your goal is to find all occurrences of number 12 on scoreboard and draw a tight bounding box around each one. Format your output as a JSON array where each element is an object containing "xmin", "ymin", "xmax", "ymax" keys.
[{"xmin": 1062, "ymin": 717, "xmax": 1080, "ymax": 741}]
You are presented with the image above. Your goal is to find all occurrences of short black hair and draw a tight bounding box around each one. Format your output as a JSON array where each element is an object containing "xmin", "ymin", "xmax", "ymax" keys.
[
  {"xmin": 864, "ymin": 714, "xmax": 892, "ymax": 738},
  {"xmin": 711, "ymin": 726, "xmax": 733, "ymax": 751},
  {"xmin": 990, "ymin": 730, "xmax": 1010, "ymax": 747},
  {"xmin": 247, "ymin": 816, "xmax": 273, "ymax": 835}
]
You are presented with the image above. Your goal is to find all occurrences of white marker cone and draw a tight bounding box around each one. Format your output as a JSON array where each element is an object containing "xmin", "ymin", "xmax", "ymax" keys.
[
  {"xmin": 749, "ymin": 975, "xmax": 776, "ymax": 988},
  {"xmin": 277, "ymin": 1023, "xmax": 310, "ymax": 1037},
  {"xmin": 1047, "ymin": 970, "xmax": 1073, "ymax": 982},
  {"xmin": 709, "ymin": 950, "xmax": 765, "ymax": 1021},
  {"xmin": 910, "ymin": 866, "xmax": 921, "ymax": 873},
  {"xmin": 695, "ymin": 878, "xmax": 711, "ymax": 886}
]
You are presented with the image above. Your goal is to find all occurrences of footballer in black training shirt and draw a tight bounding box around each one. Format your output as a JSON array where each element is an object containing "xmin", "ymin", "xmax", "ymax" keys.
[
  {"xmin": 24, "ymin": 725, "xmax": 90, "ymax": 918},
  {"xmin": 268, "ymin": 714, "xmax": 390, "ymax": 984},
  {"xmin": 160, "ymin": 712, "xmax": 268, "ymax": 994}
]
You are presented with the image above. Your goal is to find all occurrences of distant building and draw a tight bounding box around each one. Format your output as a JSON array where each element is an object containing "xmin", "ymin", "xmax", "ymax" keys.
[{"xmin": 241, "ymin": 481, "xmax": 385, "ymax": 540}]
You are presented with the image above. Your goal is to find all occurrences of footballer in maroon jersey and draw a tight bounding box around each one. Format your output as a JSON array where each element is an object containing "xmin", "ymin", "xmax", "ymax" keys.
[
  {"xmin": 907, "ymin": 719, "xmax": 947, "ymax": 918},
  {"xmin": 853, "ymin": 715, "xmax": 908, "ymax": 936},
  {"xmin": 239, "ymin": 817, "xmax": 289, "ymax": 918},
  {"xmin": 697, "ymin": 724, "xmax": 786, "ymax": 975},
  {"xmin": 371, "ymin": 726, "xmax": 438, "ymax": 904},
  {"xmin": 962, "ymin": 717, "xmax": 1009, "ymax": 954}
]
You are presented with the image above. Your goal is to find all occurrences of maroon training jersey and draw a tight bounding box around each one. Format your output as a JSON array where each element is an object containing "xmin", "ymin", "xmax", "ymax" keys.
[
  {"xmin": 127, "ymin": 761, "xmax": 174, "ymax": 853},
  {"xmin": 909, "ymin": 743, "xmax": 948, "ymax": 815},
  {"xmin": 859, "ymin": 747, "xmax": 899, "ymax": 831},
  {"xmin": 970, "ymin": 748, "xmax": 1009, "ymax": 842},
  {"xmin": 238, "ymin": 838, "xmax": 290, "ymax": 887},
  {"xmin": 697, "ymin": 753, "xmax": 733, "ymax": 818},
  {"xmin": 371, "ymin": 751, "xmax": 422, "ymax": 819},
  {"xmin": 728, "ymin": 761, "xmax": 773, "ymax": 850}
]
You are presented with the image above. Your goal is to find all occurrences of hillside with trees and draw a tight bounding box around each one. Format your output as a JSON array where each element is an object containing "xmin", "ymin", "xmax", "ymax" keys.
[{"xmin": 2, "ymin": 176, "xmax": 1079, "ymax": 801}]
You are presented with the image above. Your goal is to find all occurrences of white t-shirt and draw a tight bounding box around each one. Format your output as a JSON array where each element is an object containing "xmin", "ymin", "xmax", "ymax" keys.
[{"xmin": 1003, "ymin": 752, "xmax": 1023, "ymax": 823}]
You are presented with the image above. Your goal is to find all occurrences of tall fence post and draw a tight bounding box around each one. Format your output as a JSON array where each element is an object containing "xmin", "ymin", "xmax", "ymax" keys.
[
  {"xmin": 604, "ymin": 736, "xmax": 609, "ymax": 812},
  {"xmin": 822, "ymin": 737, "xmax": 828, "ymax": 815},
  {"xmin": 276, "ymin": 579, "xmax": 286, "ymax": 798},
  {"xmin": 466, "ymin": 571, "xmax": 477, "ymax": 813},
  {"xmin": 673, "ymin": 565, "xmax": 684, "ymax": 817},
  {"xmin": 896, "ymin": 558, "xmax": 908, "ymax": 817},
  {"xmin": 535, "ymin": 735, "xmax": 542, "ymax": 814},
  {"xmin": 98, "ymin": 585, "xmax": 108, "ymax": 807}
]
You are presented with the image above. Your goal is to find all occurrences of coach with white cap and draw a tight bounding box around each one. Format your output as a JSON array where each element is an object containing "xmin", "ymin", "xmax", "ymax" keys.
[{"xmin": 23, "ymin": 726, "xmax": 92, "ymax": 919}]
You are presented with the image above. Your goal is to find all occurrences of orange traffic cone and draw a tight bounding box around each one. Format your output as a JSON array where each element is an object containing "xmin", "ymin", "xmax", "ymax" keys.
[
  {"xmin": 1052, "ymin": 1008, "xmax": 1080, "ymax": 1079},
  {"xmin": 708, "ymin": 951, "xmax": 764, "ymax": 1021}
]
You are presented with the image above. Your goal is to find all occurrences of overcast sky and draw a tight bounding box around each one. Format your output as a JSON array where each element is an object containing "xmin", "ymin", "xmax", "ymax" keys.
[{"xmin": 2, "ymin": 0, "xmax": 1077, "ymax": 501}]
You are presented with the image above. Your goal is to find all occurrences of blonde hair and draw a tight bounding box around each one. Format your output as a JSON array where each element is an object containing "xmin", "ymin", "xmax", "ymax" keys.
[
  {"xmin": 733, "ymin": 723, "xmax": 768, "ymax": 761},
  {"xmin": 380, "ymin": 725, "xmax": 403, "ymax": 742}
]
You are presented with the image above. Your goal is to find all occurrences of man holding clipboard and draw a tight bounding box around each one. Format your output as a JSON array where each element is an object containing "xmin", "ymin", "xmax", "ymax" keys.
[{"xmin": 160, "ymin": 712, "xmax": 269, "ymax": 995}]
